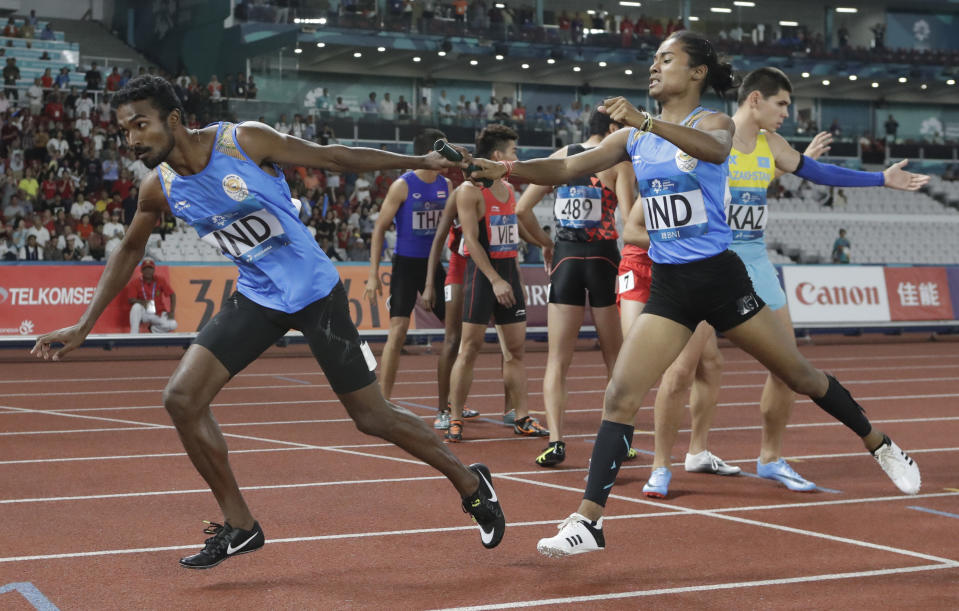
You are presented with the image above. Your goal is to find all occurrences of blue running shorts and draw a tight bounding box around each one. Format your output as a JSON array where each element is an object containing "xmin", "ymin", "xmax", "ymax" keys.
[{"xmin": 730, "ymin": 241, "xmax": 786, "ymax": 311}]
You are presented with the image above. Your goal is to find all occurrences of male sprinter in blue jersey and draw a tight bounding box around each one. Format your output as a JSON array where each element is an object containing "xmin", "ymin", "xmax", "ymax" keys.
[{"xmin": 30, "ymin": 76, "xmax": 506, "ymax": 568}]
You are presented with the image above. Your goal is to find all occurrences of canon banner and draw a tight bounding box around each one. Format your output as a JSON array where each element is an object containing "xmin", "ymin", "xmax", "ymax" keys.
[
  {"xmin": 4, "ymin": 263, "xmax": 957, "ymax": 336},
  {"xmin": 783, "ymin": 266, "xmax": 890, "ymax": 323}
]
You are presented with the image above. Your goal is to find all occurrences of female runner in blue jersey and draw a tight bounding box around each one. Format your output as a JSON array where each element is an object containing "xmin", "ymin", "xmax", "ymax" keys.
[{"xmin": 468, "ymin": 30, "xmax": 920, "ymax": 557}]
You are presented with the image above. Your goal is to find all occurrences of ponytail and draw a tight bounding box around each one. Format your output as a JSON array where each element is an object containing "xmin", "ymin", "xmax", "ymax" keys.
[{"xmin": 667, "ymin": 30, "xmax": 740, "ymax": 99}]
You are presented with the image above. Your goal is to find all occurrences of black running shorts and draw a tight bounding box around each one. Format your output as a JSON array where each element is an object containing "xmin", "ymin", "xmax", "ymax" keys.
[
  {"xmin": 548, "ymin": 239, "xmax": 620, "ymax": 307},
  {"xmin": 388, "ymin": 253, "xmax": 445, "ymax": 320},
  {"xmin": 643, "ymin": 250, "xmax": 766, "ymax": 333},
  {"xmin": 195, "ymin": 282, "xmax": 377, "ymax": 394},
  {"xmin": 463, "ymin": 257, "xmax": 526, "ymax": 325}
]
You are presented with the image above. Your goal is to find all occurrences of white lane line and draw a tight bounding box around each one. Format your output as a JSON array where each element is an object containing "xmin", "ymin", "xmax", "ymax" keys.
[
  {"xmin": 4, "ymin": 352, "xmax": 957, "ymax": 385},
  {"xmin": 1, "ymin": 370, "xmax": 956, "ymax": 399},
  {"xmin": 2, "ymin": 461, "xmax": 957, "ymax": 506},
  {"xmin": 4, "ymin": 413, "xmax": 959, "ymax": 438},
  {"xmin": 429, "ymin": 564, "xmax": 959, "ymax": 611},
  {"xmin": 3, "ymin": 387, "xmax": 959, "ymax": 420},
  {"xmin": 0, "ymin": 404, "xmax": 425, "ymax": 468},
  {"xmin": 498, "ymin": 474, "xmax": 958, "ymax": 565}
]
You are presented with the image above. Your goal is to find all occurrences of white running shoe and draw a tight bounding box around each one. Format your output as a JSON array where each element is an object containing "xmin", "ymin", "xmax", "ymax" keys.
[
  {"xmin": 536, "ymin": 513, "xmax": 605, "ymax": 557},
  {"xmin": 872, "ymin": 435, "xmax": 921, "ymax": 495},
  {"xmin": 685, "ymin": 450, "xmax": 742, "ymax": 475}
]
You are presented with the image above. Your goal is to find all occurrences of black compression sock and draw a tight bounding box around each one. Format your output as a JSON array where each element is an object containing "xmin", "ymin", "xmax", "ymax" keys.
[
  {"xmin": 583, "ymin": 420, "xmax": 634, "ymax": 507},
  {"xmin": 812, "ymin": 375, "xmax": 872, "ymax": 437}
]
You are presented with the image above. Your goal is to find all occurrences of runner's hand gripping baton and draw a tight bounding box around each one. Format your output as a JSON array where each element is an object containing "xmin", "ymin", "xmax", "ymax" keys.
[{"xmin": 434, "ymin": 139, "xmax": 493, "ymax": 188}]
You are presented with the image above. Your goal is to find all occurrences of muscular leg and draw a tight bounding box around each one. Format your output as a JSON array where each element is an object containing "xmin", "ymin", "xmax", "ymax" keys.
[
  {"xmin": 723, "ymin": 307, "xmax": 884, "ymax": 452},
  {"xmin": 618, "ymin": 299, "xmax": 645, "ymax": 337},
  {"xmin": 337, "ymin": 380, "xmax": 478, "ymax": 495},
  {"xmin": 688, "ymin": 329, "xmax": 723, "ymax": 455},
  {"xmin": 163, "ymin": 345, "xmax": 253, "ymax": 529},
  {"xmin": 758, "ymin": 306, "xmax": 796, "ymax": 463},
  {"xmin": 592, "ymin": 305, "xmax": 623, "ymax": 379},
  {"xmin": 449, "ymin": 322, "xmax": 486, "ymax": 420},
  {"xmin": 497, "ymin": 320, "xmax": 528, "ymax": 420},
  {"xmin": 577, "ymin": 314, "xmax": 693, "ymax": 521},
  {"xmin": 437, "ymin": 285, "xmax": 463, "ymax": 411},
  {"xmin": 542, "ymin": 303, "xmax": 584, "ymax": 441},
  {"xmin": 379, "ymin": 315, "xmax": 411, "ymax": 399},
  {"xmin": 651, "ymin": 322, "xmax": 711, "ymax": 469}
]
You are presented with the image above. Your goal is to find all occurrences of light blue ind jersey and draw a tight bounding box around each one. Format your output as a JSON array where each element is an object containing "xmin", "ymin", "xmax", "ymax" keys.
[
  {"xmin": 157, "ymin": 122, "xmax": 340, "ymax": 313},
  {"xmin": 627, "ymin": 107, "xmax": 731, "ymax": 264}
]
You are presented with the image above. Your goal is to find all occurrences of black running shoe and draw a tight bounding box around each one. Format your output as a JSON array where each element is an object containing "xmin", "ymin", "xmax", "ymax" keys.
[
  {"xmin": 179, "ymin": 520, "xmax": 265, "ymax": 569},
  {"xmin": 462, "ymin": 463, "xmax": 505, "ymax": 549},
  {"xmin": 536, "ymin": 440, "xmax": 566, "ymax": 467}
]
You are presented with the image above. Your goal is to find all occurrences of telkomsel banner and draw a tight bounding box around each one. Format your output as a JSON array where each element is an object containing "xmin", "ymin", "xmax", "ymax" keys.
[
  {"xmin": 5, "ymin": 263, "xmax": 955, "ymax": 336},
  {"xmin": 0, "ymin": 263, "xmax": 558, "ymax": 336}
]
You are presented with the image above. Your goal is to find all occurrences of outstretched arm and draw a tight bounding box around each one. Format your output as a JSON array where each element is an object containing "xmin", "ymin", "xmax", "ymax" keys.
[
  {"xmin": 235, "ymin": 122, "xmax": 466, "ymax": 173},
  {"xmin": 601, "ymin": 96, "xmax": 735, "ymax": 165},
  {"xmin": 469, "ymin": 128, "xmax": 631, "ymax": 186},
  {"xmin": 768, "ymin": 131, "xmax": 929, "ymax": 190},
  {"xmin": 32, "ymin": 173, "xmax": 167, "ymax": 360},
  {"xmin": 775, "ymin": 131, "xmax": 832, "ymax": 178}
]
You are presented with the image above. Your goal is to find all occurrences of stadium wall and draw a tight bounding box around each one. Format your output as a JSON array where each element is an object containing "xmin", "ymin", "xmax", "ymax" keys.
[{"xmin": 1, "ymin": 263, "xmax": 957, "ymax": 339}]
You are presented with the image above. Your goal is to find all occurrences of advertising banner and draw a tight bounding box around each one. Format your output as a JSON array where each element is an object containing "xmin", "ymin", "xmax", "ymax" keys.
[
  {"xmin": 1, "ymin": 262, "xmax": 563, "ymax": 336},
  {"xmin": 7, "ymin": 263, "xmax": 957, "ymax": 337},
  {"xmin": 782, "ymin": 266, "xmax": 891, "ymax": 324},
  {"xmin": 0, "ymin": 264, "xmax": 132, "ymax": 336},
  {"xmin": 883, "ymin": 267, "xmax": 954, "ymax": 321}
]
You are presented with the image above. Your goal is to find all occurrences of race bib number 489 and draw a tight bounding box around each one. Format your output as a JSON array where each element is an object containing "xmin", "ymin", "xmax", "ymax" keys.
[{"xmin": 554, "ymin": 185, "xmax": 602, "ymax": 228}]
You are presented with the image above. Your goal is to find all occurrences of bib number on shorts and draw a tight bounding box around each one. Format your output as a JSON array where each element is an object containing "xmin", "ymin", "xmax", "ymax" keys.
[
  {"xmin": 617, "ymin": 270, "xmax": 635, "ymax": 294},
  {"xmin": 444, "ymin": 284, "xmax": 453, "ymax": 303},
  {"xmin": 554, "ymin": 185, "xmax": 602, "ymax": 228}
]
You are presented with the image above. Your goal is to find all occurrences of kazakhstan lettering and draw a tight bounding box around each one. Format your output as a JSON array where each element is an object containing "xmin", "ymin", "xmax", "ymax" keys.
[{"xmin": 731, "ymin": 170, "xmax": 772, "ymax": 182}]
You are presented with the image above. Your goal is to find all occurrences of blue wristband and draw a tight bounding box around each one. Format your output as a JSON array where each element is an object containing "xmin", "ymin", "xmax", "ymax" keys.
[{"xmin": 793, "ymin": 155, "xmax": 884, "ymax": 187}]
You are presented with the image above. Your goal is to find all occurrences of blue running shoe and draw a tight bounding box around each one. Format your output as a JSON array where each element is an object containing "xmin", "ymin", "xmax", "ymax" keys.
[
  {"xmin": 756, "ymin": 458, "xmax": 816, "ymax": 492},
  {"xmin": 643, "ymin": 467, "xmax": 671, "ymax": 498}
]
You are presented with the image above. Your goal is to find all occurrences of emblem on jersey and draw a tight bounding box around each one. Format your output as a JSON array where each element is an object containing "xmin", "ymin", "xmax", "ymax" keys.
[
  {"xmin": 174, "ymin": 200, "xmax": 190, "ymax": 211},
  {"xmin": 675, "ymin": 150, "xmax": 698, "ymax": 173},
  {"xmin": 437, "ymin": 191, "xmax": 447, "ymax": 197},
  {"xmin": 211, "ymin": 214, "xmax": 229, "ymax": 227},
  {"xmin": 412, "ymin": 192, "xmax": 422, "ymax": 199},
  {"xmin": 651, "ymin": 179, "xmax": 662, "ymax": 192},
  {"xmin": 222, "ymin": 174, "xmax": 249, "ymax": 202}
]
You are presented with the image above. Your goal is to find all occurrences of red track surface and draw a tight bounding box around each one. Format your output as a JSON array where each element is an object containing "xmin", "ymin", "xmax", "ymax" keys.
[{"xmin": 1, "ymin": 339, "xmax": 958, "ymax": 609}]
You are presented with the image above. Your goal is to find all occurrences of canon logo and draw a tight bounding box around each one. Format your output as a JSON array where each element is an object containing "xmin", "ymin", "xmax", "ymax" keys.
[{"xmin": 795, "ymin": 282, "xmax": 880, "ymax": 306}]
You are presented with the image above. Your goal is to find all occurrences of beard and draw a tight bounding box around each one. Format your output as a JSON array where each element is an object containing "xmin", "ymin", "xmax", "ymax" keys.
[{"xmin": 139, "ymin": 130, "xmax": 176, "ymax": 169}]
